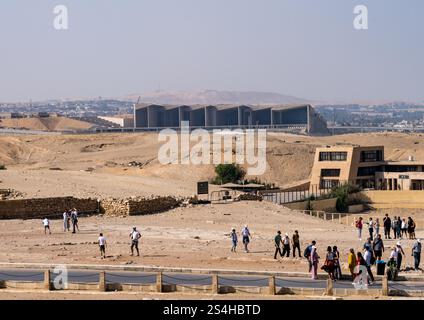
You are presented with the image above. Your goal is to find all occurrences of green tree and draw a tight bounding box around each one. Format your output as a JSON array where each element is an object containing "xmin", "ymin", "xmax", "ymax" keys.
[{"xmin": 213, "ymin": 163, "xmax": 246, "ymax": 184}]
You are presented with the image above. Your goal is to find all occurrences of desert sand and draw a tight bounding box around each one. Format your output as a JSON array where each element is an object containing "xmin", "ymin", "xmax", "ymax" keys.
[
  {"xmin": 0, "ymin": 132, "xmax": 423, "ymax": 274},
  {"xmin": 2, "ymin": 131, "xmax": 424, "ymax": 199},
  {"xmin": 0, "ymin": 201, "xmax": 421, "ymax": 273}
]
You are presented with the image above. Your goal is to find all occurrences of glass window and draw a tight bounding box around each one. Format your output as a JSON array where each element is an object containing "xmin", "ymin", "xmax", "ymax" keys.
[
  {"xmin": 360, "ymin": 150, "xmax": 383, "ymax": 162},
  {"xmin": 321, "ymin": 169, "xmax": 341, "ymax": 177},
  {"xmin": 319, "ymin": 152, "xmax": 347, "ymax": 161}
]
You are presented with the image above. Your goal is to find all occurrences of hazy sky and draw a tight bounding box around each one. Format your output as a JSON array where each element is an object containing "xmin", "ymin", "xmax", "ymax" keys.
[{"xmin": 0, "ymin": 0, "xmax": 423, "ymax": 103}]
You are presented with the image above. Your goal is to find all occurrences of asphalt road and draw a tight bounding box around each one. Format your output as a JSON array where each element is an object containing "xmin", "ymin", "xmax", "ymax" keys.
[{"xmin": 1, "ymin": 268, "xmax": 424, "ymax": 291}]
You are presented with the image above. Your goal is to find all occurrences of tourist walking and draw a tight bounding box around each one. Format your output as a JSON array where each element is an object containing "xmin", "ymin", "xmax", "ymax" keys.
[
  {"xmin": 401, "ymin": 218, "xmax": 407, "ymax": 238},
  {"xmin": 375, "ymin": 218, "xmax": 380, "ymax": 239},
  {"xmin": 98, "ymin": 233, "xmax": 107, "ymax": 259},
  {"xmin": 241, "ymin": 225, "xmax": 251, "ymax": 253},
  {"xmin": 281, "ymin": 233, "xmax": 290, "ymax": 257},
  {"xmin": 292, "ymin": 230, "xmax": 301, "ymax": 258},
  {"xmin": 412, "ymin": 239, "xmax": 421, "ymax": 271},
  {"xmin": 368, "ymin": 217, "xmax": 374, "ymax": 240},
  {"xmin": 408, "ymin": 217, "xmax": 416, "ymax": 240},
  {"xmin": 43, "ymin": 217, "xmax": 51, "ymax": 235},
  {"xmin": 363, "ymin": 237, "xmax": 372, "ymax": 251},
  {"xmin": 71, "ymin": 208, "xmax": 79, "ymax": 234},
  {"xmin": 396, "ymin": 217, "xmax": 402, "ymax": 239},
  {"xmin": 383, "ymin": 214, "xmax": 391, "ymax": 239},
  {"xmin": 62, "ymin": 210, "xmax": 68, "ymax": 232},
  {"xmin": 67, "ymin": 210, "xmax": 72, "ymax": 231},
  {"xmin": 274, "ymin": 231, "xmax": 283, "ymax": 259},
  {"xmin": 323, "ymin": 246, "xmax": 335, "ymax": 280},
  {"xmin": 304, "ymin": 241, "xmax": 316, "ymax": 272},
  {"xmin": 355, "ymin": 217, "xmax": 363, "ymax": 240},
  {"xmin": 362, "ymin": 249, "xmax": 375, "ymax": 284},
  {"xmin": 310, "ymin": 243, "xmax": 319, "ymax": 280},
  {"xmin": 372, "ymin": 234, "xmax": 384, "ymax": 261},
  {"xmin": 333, "ymin": 246, "xmax": 342, "ymax": 280},
  {"xmin": 392, "ymin": 216, "xmax": 398, "ymax": 239},
  {"xmin": 396, "ymin": 241, "xmax": 405, "ymax": 270},
  {"xmin": 129, "ymin": 226, "xmax": 141, "ymax": 256},
  {"xmin": 348, "ymin": 248, "xmax": 357, "ymax": 281},
  {"xmin": 230, "ymin": 228, "xmax": 238, "ymax": 252}
]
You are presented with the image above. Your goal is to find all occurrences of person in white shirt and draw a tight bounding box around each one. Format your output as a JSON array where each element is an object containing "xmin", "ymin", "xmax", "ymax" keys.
[
  {"xmin": 129, "ymin": 226, "xmax": 141, "ymax": 256},
  {"xmin": 98, "ymin": 233, "xmax": 107, "ymax": 259},
  {"xmin": 282, "ymin": 233, "xmax": 291, "ymax": 257},
  {"xmin": 241, "ymin": 225, "xmax": 251, "ymax": 253},
  {"xmin": 368, "ymin": 218, "xmax": 374, "ymax": 241},
  {"xmin": 43, "ymin": 218, "xmax": 51, "ymax": 235},
  {"xmin": 62, "ymin": 211, "xmax": 68, "ymax": 232}
]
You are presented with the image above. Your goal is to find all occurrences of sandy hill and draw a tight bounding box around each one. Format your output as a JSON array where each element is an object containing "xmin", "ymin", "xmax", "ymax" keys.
[
  {"xmin": 1, "ymin": 131, "xmax": 424, "ymax": 199},
  {"xmin": 0, "ymin": 117, "xmax": 94, "ymax": 132}
]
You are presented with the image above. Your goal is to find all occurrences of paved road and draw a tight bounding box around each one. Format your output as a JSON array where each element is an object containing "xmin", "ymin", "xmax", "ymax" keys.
[{"xmin": 1, "ymin": 268, "xmax": 424, "ymax": 291}]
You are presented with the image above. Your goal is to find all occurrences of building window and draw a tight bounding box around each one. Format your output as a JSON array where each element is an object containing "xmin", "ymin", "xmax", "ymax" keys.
[
  {"xmin": 360, "ymin": 150, "xmax": 383, "ymax": 162},
  {"xmin": 319, "ymin": 152, "xmax": 347, "ymax": 161},
  {"xmin": 357, "ymin": 166, "xmax": 381, "ymax": 176},
  {"xmin": 384, "ymin": 165, "xmax": 418, "ymax": 172},
  {"xmin": 320, "ymin": 179, "xmax": 339, "ymax": 189},
  {"xmin": 321, "ymin": 169, "xmax": 341, "ymax": 177}
]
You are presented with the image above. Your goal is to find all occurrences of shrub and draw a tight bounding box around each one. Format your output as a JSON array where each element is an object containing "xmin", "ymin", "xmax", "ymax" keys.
[
  {"xmin": 212, "ymin": 163, "xmax": 246, "ymax": 184},
  {"xmin": 328, "ymin": 183, "xmax": 361, "ymax": 212},
  {"xmin": 0, "ymin": 164, "xmax": 6, "ymax": 170}
]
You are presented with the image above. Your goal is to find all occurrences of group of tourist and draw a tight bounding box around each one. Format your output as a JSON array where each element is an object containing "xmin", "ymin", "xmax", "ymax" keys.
[
  {"xmin": 273, "ymin": 230, "xmax": 302, "ymax": 259},
  {"xmin": 230, "ymin": 225, "xmax": 252, "ymax": 253},
  {"xmin": 97, "ymin": 226, "xmax": 142, "ymax": 259},
  {"xmin": 308, "ymin": 237, "xmax": 422, "ymax": 283},
  {"xmin": 41, "ymin": 208, "xmax": 79, "ymax": 235},
  {"xmin": 62, "ymin": 208, "xmax": 79, "ymax": 234},
  {"xmin": 355, "ymin": 215, "xmax": 416, "ymax": 241}
]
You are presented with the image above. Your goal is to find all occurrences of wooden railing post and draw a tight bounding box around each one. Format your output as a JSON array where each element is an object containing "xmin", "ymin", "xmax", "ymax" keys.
[
  {"xmin": 156, "ymin": 272, "xmax": 163, "ymax": 292},
  {"xmin": 382, "ymin": 275, "xmax": 388, "ymax": 296},
  {"xmin": 268, "ymin": 276, "xmax": 276, "ymax": 295},
  {"xmin": 44, "ymin": 270, "xmax": 51, "ymax": 291},
  {"xmin": 326, "ymin": 277, "xmax": 333, "ymax": 296},
  {"xmin": 212, "ymin": 274, "xmax": 219, "ymax": 294},
  {"xmin": 99, "ymin": 271, "xmax": 106, "ymax": 292}
]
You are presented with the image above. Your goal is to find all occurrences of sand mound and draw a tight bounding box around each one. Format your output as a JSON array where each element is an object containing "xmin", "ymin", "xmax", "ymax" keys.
[{"xmin": 0, "ymin": 117, "xmax": 94, "ymax": 131}]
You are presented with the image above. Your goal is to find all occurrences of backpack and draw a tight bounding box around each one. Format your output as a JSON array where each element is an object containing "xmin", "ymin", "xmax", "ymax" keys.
[{"xmin": 304, "ymin": 245, "xmax": 312, "ymax": 258}]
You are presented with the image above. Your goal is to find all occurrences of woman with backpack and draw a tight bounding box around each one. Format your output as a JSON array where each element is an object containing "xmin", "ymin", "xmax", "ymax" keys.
[
  {"xmin": 322, "ymin": 246, "xmax": 335, "ymax": 280},
  {"xmin": 310, "ymin": 243, "xmax": 320, "ymax": 280}
]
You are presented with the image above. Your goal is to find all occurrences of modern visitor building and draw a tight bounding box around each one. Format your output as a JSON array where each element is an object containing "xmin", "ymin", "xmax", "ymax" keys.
[
  {"xmin": 134, "ymin": 104, "xmax": 328, "ymax": 134},
  {"xmin": 310, "ymin": 145, "xmax": 424, "ymax": 190}
]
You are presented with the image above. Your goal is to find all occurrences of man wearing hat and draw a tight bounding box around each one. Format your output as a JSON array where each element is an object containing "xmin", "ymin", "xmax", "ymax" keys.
[
  {"xmin": 282, "ymin": 233, "xmax": 291, "ymax": 257},
  {"xmin": 412, "ymin": 239, "xmax": 421, "ymax": 271},
  {"xmin": 274, "ymin": 231, "xmax": 283, "ymax": 259}
]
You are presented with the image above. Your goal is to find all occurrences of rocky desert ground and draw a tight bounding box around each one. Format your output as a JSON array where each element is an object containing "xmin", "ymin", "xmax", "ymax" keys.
[
  {"xmin": 0, "ymin": 131, "xmax": 424, "ymax": 273},
  {"xmin": 2, "ymin": 131, "xmax": 424, "ymax": 199}
]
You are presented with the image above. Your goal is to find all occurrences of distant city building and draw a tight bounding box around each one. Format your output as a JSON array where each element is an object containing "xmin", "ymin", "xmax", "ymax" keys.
[
  {"xmin": 311, "ymin": 145, "xmax": 424, "ymax": 190},
  {"xmin": 134, "ymin": 104, "xmax": 328, "ymax": 134}
]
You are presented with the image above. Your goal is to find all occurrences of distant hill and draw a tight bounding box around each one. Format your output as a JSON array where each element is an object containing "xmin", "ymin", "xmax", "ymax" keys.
[
  {"xmin": 122, "ymin": 90, "xmax": 308, "ymax": 105},
  {"xmin": 0, "ymin": 117, "xmax": 95, "ymax": 132}
]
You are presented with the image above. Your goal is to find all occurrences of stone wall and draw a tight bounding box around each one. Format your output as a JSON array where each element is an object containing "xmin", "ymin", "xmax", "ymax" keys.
[
  {"xmin": 99, "ymin": 199, "xmax": 129, "ymax": 216},
  {"xmin": 99, "ymin": 196, "xmax": 184, "ymax": 217},
  {"xmin": 0, "ymin": 197, "xmax": 99, "ymax": 219},
  {"xmin": 128, "ymin": 196, "xmax": 181, "ymax": 216}
]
